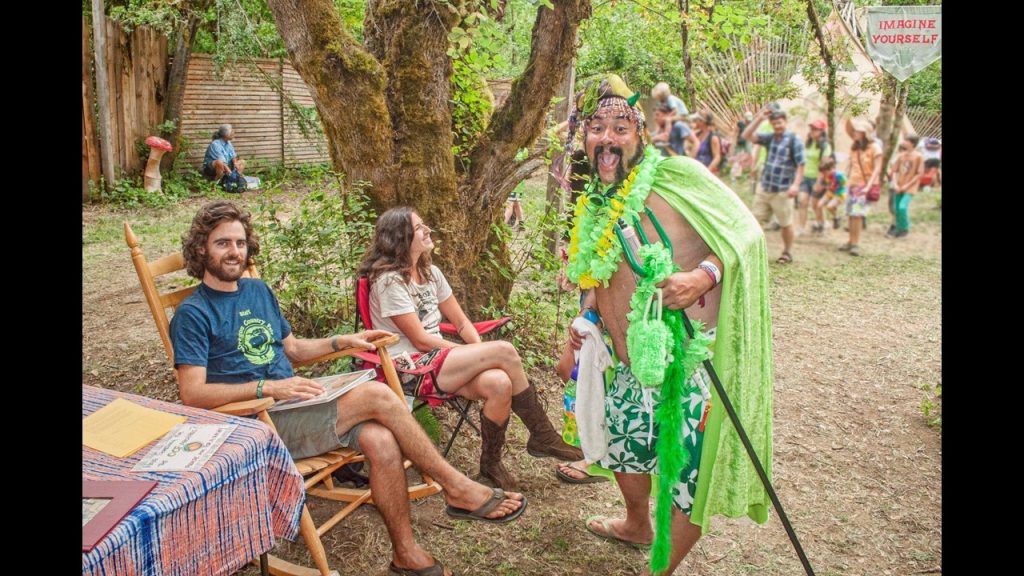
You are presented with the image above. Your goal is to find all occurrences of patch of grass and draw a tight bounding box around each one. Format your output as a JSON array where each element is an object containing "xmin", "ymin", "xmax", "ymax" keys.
[{"xmin": 919, "ymin": 382, "xmax": 942, "ymax": 431}]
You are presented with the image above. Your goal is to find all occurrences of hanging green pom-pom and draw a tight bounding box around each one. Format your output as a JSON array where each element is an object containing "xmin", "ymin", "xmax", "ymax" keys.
[{"xmin": 627, "ymin": 293, "xmax": 672, "ymax": 388}]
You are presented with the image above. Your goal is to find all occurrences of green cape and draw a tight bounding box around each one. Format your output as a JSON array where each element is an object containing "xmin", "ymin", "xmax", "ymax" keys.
[{"xmin": 648, "ymin": 156, "xmax": 774, "ymax": 532}]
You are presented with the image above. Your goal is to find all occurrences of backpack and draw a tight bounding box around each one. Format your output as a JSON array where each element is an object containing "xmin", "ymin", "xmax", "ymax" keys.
[{"xmin": 219, "ymin": 170, "xmax": 245, "ymax": 193}]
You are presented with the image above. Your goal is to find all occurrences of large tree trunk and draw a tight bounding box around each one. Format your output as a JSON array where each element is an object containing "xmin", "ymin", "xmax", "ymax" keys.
[
  {"xmin": 267, "ymin": 0, "xmax": 397, "ymax": 210},
  {"xmin": 544, "ymin": 54, "xmax": 576, "ymax": 255},
  {"xmin": 454, "ymin": 1, "xmax": 590, "ymax": 311},
  {"xmin": 876, "ymin": 74, "xmax": 898, "ymax": 151},
  {"xmin": 267, "ymin": 0, "xmax": 590, "ymax": 314},
  {"xmin": 161, "ymin": 0, "xmax": 210, "ymax": 173}
]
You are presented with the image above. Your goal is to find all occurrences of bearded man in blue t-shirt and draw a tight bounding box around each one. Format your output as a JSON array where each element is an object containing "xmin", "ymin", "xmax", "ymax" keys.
[{"xmin": 170, "ymin": 201, "xmax": 525, "ymax": 576}]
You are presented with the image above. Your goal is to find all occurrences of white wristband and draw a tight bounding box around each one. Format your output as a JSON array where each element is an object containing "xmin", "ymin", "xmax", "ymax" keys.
[{"xmin": 697, "ymin": 260, "xmax": 722, "ymax": 286}]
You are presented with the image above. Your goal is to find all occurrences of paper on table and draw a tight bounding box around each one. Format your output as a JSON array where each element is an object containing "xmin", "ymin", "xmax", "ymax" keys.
[
  {"xmin": 83, "ymin": 398, "xmax": 187, "ymax": 458},
  {"xmin": 132, "ymin": 423, "xmax": 237, "ymax": 472}
]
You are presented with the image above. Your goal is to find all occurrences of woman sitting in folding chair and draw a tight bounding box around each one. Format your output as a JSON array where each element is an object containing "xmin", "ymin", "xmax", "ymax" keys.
[{"xmin": 358, "ymin": 207, "xmax": 582, "ymax": 490}]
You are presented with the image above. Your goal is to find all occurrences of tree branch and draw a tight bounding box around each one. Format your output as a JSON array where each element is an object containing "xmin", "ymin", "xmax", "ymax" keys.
[
  {"xmin": 267, "ymin": 0, "xmax": 395, "ymax": 207},
  {"xmin": 463, "ymin": 0, "xmax": 591, "ymax": 211}
]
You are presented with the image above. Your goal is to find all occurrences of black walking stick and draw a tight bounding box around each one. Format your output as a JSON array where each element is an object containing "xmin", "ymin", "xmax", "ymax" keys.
[{"xmin": 616, "ymin": 212, "xmax": 817, "ymax": 576}]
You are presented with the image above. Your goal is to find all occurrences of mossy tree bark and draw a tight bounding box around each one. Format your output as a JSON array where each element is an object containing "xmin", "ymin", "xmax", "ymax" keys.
[{"xmin": 267, "ymin": 0, "xmax": 591, "ymax": 313}]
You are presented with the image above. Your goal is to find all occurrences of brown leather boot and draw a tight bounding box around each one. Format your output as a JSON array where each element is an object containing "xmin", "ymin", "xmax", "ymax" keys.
[
  {"xmin": 511, "ymin": 386, "xmax": 584, "ymax": 460},
  {"xmin": 479, "ymin": 414, "xmax": 517, "ymax": 490}
]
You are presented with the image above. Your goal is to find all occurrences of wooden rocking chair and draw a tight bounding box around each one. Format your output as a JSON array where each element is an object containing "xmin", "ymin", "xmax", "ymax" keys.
[{"xmin": 124, "ymin": 222, "xmax": 442, "ymax": 576}]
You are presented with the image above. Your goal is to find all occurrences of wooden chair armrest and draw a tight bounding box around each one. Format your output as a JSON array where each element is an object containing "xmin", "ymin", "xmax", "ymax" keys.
[
  {"xmin": 291, "ymin": 334, "xmax": 401, "ymax": 368},
  {"xmin": 213, "ymin": 397, "xmax": 275, "ymax": 416}
]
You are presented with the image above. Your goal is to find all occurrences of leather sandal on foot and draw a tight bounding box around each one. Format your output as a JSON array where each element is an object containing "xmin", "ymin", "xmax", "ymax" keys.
[
  {"xmin": 584, "ymin": 515, "xmax": 652, "ymax": 550},
  {"xmin": 389, "ymin": 559, "xmax": 448, "ymax": 576},
  {"xmin": 555, "ymin": 462, "xmax": 609, "ymax": 485},
  {"xmin": 445, "ymin": 488, "xmax": 527, "ymax": 524}
]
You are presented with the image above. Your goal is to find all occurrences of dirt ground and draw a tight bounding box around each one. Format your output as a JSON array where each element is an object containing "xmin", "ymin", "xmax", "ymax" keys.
[{"xmin": 82, "ymin": 180, "xmax": 941, "ymax": 576}]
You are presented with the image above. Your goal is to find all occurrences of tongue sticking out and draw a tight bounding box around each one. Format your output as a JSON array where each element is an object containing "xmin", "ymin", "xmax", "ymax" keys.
[{"xmin": 599, "ymin": 151, "xmax": 620, "ymax": 170}]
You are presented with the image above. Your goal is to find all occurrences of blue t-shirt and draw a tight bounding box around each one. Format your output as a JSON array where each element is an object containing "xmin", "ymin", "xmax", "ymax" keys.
[
  {"xmin": 203, "ymin": 138, "xmax": 237, "ymax": 170},
  {"xmin": 170, "ymin": 278, "xmax": 294, "ymax": 384}
]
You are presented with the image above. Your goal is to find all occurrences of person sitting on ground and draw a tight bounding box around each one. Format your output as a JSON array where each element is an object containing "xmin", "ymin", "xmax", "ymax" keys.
[
  {"xmin": 202, "ymin": 124, "xmax": 246, "ymax": 182},
  {"xmin": 170, "ymin": 201, "xmax": 525, "ymax": 576},
  {"xmin": 358, "ymin": 207, "xmax": 583, "ymax": 491}
]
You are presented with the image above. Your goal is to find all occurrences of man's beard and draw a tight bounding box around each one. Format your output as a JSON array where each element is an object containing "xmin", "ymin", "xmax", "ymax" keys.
[
  {"xmin": 206, "ymin": 254, "xmax": 246, "ymax": 282},
  {"xmin": 590, "ymin": 145, "xmax": 644, "ymax": 185}
]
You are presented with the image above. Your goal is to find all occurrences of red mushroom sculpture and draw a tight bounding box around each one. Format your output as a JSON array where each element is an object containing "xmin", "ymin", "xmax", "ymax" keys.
[{"xmin": 143, "ymin": 136, "xmax": 173, "ymax": 193}]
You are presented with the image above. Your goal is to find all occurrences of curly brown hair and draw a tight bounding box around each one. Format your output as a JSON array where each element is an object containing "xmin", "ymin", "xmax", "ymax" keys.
[
  {"xmin": 357, "ymin": 207, "xmax": 433, "ymax": 285},
  {"xmin": 181, "ymin": 201, "xmax": 260, "ymax": 279}
]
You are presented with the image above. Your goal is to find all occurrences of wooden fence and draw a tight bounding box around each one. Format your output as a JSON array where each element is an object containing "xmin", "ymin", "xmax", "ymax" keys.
[
  {"xmin": 905, "ymin": 107, "xmax": 941, "ymax": 140},
  {"xmin": 178, "ymin": 55, "xmax": 329, "ymax": 171},
  {"xmin": 82, "ymin": 16, "xmax": 168, "ymax": 192},
  {"xmin": 82, "ymin": 17, "xmax": 331, "ymax": 189}
]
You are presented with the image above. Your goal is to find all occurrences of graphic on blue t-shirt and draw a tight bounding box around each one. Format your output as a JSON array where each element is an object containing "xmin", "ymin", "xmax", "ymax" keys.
[{"xmin": 237, "ymin": 317, "xmax": 276, "ymax": 365}]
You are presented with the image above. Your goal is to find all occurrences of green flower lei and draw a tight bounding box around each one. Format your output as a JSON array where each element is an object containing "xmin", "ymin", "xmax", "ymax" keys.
[{"xmin": 566, "ymin": 146, "xmax": 663, "ymax": 288}]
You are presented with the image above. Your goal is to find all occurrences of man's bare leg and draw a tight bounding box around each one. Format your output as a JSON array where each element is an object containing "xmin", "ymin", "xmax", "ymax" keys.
[
  {"xmin": 586, "ymin": 472, "xmax": 655, "ymax": 545},
  {"xmin": 356, "ymin": 423, "xmax": 451, "ymax": 574},
  {"xmin": 335, "ymin": 382, "xmax": 523, "ymax": 518},
  {"xmin": 640, "ymin": 508, "xmax": 703, "ymax": 576},
  {"xmin": 589, "ymin": 472, "xmax": 702, "ymax": 575}
]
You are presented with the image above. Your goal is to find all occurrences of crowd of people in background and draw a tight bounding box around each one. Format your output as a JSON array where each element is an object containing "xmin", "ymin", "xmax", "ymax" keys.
[{"xmin": 635, "ymin": 83, "xmax": 940, "ymax": 260}]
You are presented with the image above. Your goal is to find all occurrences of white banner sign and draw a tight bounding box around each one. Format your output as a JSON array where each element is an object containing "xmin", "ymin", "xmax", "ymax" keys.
[{"xmin": 865, "ymin": 6, "xmax": 942, "ymax": 82}]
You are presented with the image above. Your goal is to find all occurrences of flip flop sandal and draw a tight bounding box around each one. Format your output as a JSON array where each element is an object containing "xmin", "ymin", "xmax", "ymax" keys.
[
  {"xmin": 389, "ymin": 559, "xmax": 448, "ymax": 576},
  {"xmin": 445, "ymin": 487, "xmax": 527, "ymax": 524},
  {"xmin": 555, "ymin": 463, "xmax": 609, "ymax": 484},
  {"xmin": 775, "ymin": 252, "xmax": 793, "ymax": 264},
  {"xmin": 584, "ymin": 515, "xmax": 652, "ymax": 550}
]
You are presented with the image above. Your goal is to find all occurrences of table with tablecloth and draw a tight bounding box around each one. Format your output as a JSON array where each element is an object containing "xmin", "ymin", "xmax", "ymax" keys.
[{"xmin": 82, "ymin": 385, "xmax": 305, "ymax": 576}]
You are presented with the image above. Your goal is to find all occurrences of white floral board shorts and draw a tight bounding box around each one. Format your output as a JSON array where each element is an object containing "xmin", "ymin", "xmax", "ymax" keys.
[{"xmin": 598, "ymin": 330, "xmax": 716, "ymax": 515}]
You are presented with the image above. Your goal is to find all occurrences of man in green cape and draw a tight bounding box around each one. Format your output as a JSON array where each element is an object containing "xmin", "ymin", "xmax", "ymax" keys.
[{"xmin": 564, "ymin": 74, "xmax": 774, "ymax": 574}]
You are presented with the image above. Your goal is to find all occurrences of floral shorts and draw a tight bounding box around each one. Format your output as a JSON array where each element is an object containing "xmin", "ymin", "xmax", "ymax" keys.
[
  {"xmin": 598, "ymin": 332, "xmax": 716, "ymax": 515},
  {"xmin": 846, "ymin": 190, "xmax": 871, "ymax": 218},
  {"xmin": 395, "ymin": 347, "xmax": 454, "ymax": 407}
]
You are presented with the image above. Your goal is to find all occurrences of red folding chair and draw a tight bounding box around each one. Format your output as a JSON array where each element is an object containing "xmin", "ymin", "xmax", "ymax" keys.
[{"xmin": 353, "ymin": 277, "xmax": 511, "ymax": 456}]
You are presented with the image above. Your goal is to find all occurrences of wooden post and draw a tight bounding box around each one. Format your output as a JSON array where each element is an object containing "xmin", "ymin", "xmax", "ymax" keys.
[
  {"xmin": 91, "ymin": 0, "xmax": 116, "ymax": 189},
  {"xmin": 82, "ymin": 17, "xmax": 101, "ymax": 201}
]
